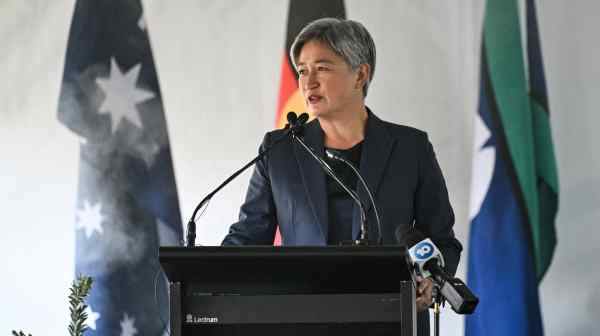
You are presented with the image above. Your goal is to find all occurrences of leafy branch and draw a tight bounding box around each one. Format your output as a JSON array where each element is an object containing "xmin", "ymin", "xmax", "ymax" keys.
[
  {"xmin": 12, "ymin": 275, "xmax": 94, "ymax": 336},
  {"xmin": 68, "ymin": 275, "xmax": 94, "ymax": 336},
  {"xmin": 11, "ymin": 331, "xmax": 31, "ymax": 336}
]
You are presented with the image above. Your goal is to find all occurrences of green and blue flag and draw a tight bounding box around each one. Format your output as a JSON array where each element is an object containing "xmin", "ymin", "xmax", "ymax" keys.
[{"xmin": 466, "ymin": 0, "xmax": 559, "ymax": 335}]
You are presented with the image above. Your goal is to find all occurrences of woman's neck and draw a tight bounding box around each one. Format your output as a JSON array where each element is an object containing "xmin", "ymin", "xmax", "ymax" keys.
[{"xmin": 319, "ymin": 105, "xmax": 368, "ymax": 149}]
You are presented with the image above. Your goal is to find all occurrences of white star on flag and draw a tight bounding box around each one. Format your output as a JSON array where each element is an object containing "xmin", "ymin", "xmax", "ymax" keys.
[
  {"xmin": 96, "ymin": 57, "xmax": 155, "ymax": 133},
  {"xmin": 85, "ymin": 305, "xmax": 100, "ymax": 330},
  {"xmin": 76, "ymin": 200, "xmax": 104, "ymax": 238},
  {"xmin": 137, "ymin": 138, "xmax": 161, "ymax": 168},
  {"xmin": 468, "ymin": 114, "xmax": 496, "ymax": 220},
  {"xmin": 119, "ymin": 313, "xmax": 138, "ymax": 336}
]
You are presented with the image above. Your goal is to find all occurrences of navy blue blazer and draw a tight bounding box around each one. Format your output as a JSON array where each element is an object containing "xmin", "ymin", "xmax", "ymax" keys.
[{"xmin": 222, "ymin": 111, "xmax": 462, "ymax": 275}]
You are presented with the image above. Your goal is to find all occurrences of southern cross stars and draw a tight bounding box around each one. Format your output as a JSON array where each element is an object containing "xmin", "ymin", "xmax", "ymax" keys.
[
  {"xmin": 96, "ymin": 57, "xmax": 155, "ymax": 133},
  {"xmin": 120, "ymin": 313, "xmax": 138, "ymax": 336},
  {"xmin": 85, "ymin": 305, "xmax": 100, "ymax": 330},
  {"xmin": 76, "ymin": 200, "xmax": 104, "ymax": 238}
]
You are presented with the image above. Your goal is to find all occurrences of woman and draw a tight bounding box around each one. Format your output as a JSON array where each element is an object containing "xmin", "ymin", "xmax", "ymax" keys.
[{"xmin": 222, "ymin": 17, "xmax": 462, "ymax": 334}]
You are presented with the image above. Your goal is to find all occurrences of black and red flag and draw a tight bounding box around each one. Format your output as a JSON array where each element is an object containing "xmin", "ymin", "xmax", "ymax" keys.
[{"xmin": 273, "ymin": 0, "xmax": 346, "ymax": 244}]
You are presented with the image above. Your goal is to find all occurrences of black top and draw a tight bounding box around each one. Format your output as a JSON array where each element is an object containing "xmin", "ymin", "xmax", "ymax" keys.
[{"xmin": 324, "ymin": 141, "xmax": 363, "ymax": 245}]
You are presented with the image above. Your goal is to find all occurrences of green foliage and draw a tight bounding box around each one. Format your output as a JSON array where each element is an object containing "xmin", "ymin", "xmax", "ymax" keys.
[
  {"xmin": 68, "ymin": 275, "xmax": 94, "ymax": 336},
  {"xmin": 11, "ymin": 275, "xmax": 94, "ymax": 336},
  {"xmin": 11, "ymin": 331, "xmax": 31, "ymax": 336}
]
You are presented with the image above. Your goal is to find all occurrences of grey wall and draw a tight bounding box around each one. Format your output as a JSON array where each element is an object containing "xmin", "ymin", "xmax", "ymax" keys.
[
  {"xmin": 0, "ymin": 1, "xmax": 78, "ymax": 335},
  {"xmin": 0, "ymin": 1, "xmax": 597, "ymax": 335},
  {"xmin": 536, "ymin": 1, "xmax": 600, "ymax": 333}
]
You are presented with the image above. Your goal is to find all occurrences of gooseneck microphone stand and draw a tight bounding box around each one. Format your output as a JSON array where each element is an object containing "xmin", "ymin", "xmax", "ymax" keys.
[
  {"xmin": 287, "ymin": 112, "xmax": 379, "ymax": 245},
  {"xmin": 185, "ymin": 115, "xmax": 300, "ymax": 247},
  {"xmin": 291, "ymin": 131, "xmax": 369, "ymax": 244},
  {"xmin": 186, "ymin": 111, "xmax": 383, "ymax": 247},
  {"xmin": 325, "ymin": 151, "xmax": 383, "ymax": 245}
]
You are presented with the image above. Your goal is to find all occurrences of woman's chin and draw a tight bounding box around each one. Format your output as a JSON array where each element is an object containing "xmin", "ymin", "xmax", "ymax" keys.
[{"xmin": 308, "ymin": 106, "xmax": 329, "ymax": 119}]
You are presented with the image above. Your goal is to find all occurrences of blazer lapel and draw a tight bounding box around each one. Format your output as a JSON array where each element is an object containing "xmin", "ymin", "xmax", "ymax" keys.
[
  {"xmin": 293, "ymin": 120, "xmax": 328, "ymax": 242},
  {"xmin": 352, "ymin": 111, "xmax": 395, "ymax": 240}
]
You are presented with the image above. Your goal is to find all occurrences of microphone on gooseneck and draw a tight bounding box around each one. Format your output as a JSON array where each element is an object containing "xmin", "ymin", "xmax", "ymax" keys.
[
  {"xmin": 286, "ymin": 111, "xmax": 297, "ymax": 125},
  {"xmin": 286, "ymin": 111, "xmax": 309, "ymax": 136},
  {"xmin": 297, "ymin": 112, "xmax": 309, "ymax": 124},
  {"xmin": 396, "ymin": 226, "xmax": 479, "ymax": 314}
]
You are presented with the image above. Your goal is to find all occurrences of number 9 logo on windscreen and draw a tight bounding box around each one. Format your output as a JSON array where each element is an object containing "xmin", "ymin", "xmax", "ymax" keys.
[{"xmin": 414, "ymin": 242, "xmax": 434, "ymax": 260}]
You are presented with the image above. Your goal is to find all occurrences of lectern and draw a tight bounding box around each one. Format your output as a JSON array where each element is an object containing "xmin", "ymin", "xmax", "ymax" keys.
[{"xmin": 159, "ymin": 246, "xmax": 416, "ymax": 336}]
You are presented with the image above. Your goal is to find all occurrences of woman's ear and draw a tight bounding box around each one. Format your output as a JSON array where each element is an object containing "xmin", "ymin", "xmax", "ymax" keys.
[{"xmin": 355, "ymin": 64, "xmax": 370, "ymax": 90}]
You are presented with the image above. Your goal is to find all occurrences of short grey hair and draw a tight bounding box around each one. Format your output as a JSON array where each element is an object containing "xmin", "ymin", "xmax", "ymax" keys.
[{"xmin": 290, "ymin": 18, "xmax": 376, "ymax": 97}]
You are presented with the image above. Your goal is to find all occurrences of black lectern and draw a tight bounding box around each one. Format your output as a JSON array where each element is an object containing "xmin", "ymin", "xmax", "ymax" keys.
[{"xmin": 159, "ymin": 246, "xmax": 416, "ymax": 336}]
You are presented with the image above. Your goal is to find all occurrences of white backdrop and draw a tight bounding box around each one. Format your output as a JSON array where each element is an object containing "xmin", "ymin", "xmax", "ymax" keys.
[{"xmin": 1, "ymin": 1, "xmax": 598, "ymax": 335}]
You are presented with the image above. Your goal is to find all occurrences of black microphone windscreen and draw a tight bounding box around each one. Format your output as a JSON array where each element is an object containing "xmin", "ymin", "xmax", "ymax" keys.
[
  {"xmin": 298, "ymin": 112, "xmax": 309, "ymax": 124},
  {"xmin": 395, "ymin": 226, "xmax": 427, "ymax": 247},
  {"xmin": 287, "ymin": 111, "xmax": 298, "ymax": 125}
]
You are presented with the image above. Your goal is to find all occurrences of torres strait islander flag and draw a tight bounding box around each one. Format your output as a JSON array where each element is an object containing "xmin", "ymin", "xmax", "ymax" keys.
[
  {"xmin": 466, "ymin": 0, "xmax": 559, "ymax": 335},
  {"xmin": 273, "ymin": 0, "xmax": 346, "ymax": 245}
]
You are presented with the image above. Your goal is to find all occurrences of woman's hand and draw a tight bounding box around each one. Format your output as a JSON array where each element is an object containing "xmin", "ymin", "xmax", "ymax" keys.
[{"xmin": 416, "ymin": 276, "xmax": 434, "ymax": 312}]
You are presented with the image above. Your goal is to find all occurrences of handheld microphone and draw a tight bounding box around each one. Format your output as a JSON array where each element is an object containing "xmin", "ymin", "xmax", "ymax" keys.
[
  {"xmin": 400, "ymin": 228, "xmax": 445, "ymax": 278},
  {"xmin": 397, "ymin": 227, "xmax": 479, "ymax": 314},
  {"xmin": 425, "ymin": 260, "xmax": 479, "ymax": 314}
]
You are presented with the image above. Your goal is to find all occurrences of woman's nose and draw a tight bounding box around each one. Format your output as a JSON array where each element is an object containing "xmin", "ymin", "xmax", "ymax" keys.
[{"xmin": 303, "ymin": 72, "xmax": 319, "ymax": 90}]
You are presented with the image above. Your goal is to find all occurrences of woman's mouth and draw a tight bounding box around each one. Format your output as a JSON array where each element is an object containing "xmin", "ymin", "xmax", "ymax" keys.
[{"xmin": 308, "ymin": 95, "xmax": 323, "ymax": 105}]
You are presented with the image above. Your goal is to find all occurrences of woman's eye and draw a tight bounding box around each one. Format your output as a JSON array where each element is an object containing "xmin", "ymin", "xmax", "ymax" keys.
[{"xmin": 317, "ymin": 66, "xmax": 329, "ymax": 71}]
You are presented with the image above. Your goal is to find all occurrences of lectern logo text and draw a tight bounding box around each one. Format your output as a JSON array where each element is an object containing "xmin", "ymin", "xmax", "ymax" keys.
[{"xmin": 186, "ymin": 313, "xmax": 219, "ymax": 324}]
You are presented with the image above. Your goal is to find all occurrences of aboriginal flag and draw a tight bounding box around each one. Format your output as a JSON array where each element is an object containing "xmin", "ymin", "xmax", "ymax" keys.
[
  {"xmin": 274, "ymin": 0, "xmax": 346, "ymax": 128},
  {"xmin": 273, "ymin": 0, "xmax": 346, "ymax": 244}
]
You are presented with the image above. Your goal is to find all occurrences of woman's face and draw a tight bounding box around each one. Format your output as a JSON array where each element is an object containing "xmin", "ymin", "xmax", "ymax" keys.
[{"xmin": 296, "ymin": 40, "xmax": 365, "ymax": 119}]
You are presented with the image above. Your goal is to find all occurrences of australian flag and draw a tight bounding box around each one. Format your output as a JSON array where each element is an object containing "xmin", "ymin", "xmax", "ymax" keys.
[{"xmin": 57, "ymin": 1, "xmax": 183, "ymax": 335}]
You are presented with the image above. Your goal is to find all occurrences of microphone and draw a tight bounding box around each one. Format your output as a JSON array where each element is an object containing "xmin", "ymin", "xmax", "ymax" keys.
[
  {"xmin": 286, "ymin": 111, "xmax": 309, "ymax": 136},
  {"xmin": 401, "ymin": 228, "xmax": 446, "ymax": 278},
  {"xmin": 325, "ymin": 151, "xmax": 383, "ymax": 244},
  {"xmin": 426, "ymin": 262, "xmax": 478, "ymax": 315},
  {"xmin": 397, "ymin": 227, "xmax": 479, "ymax": 314},
  {"xmin": 287, "ymin": 113, "xmax": 372, "ymax": 244},
  {"xmin": 286, "ymin": 111, "xmax": 297, "ymax": 126},
  {"xmin": 185, "ymin": 113, "xmax": 302, "ymax": 247}
]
